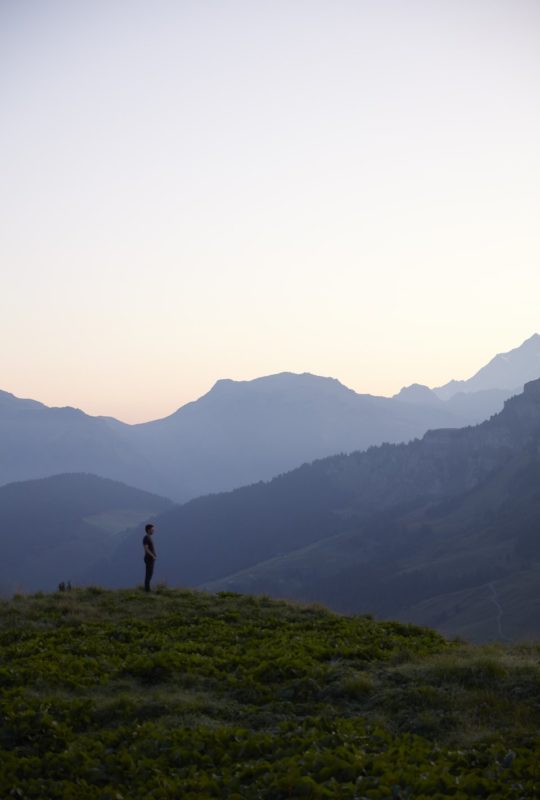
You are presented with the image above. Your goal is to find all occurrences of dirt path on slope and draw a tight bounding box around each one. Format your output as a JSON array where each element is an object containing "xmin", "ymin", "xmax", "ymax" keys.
[{"xmin": 488, "ymin": 581, "xmax": 511, "ymax": 642}]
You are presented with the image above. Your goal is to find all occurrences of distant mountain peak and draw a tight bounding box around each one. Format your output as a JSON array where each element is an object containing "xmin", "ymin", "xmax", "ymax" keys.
[
  {"xmin": 0, "ymin": 389, "xmax": 46, "ymax": 411},
  {"xmin": 434, "ymin": 333, "xmax": 540, "ymax": 400},
  {"xmin": 515, "ymin": 332, "xmax": 540, "ymax": 349},
  {"xmin": 393, "ymin": 383, "xmax": 442, "ymax": 406},
  {"xmin": 489, "ymin": 332, "xmax": 540, "ymax": 362},
  {"xmin": 202, "ymin": 371, "xmax": 355, "ymax": 399}
]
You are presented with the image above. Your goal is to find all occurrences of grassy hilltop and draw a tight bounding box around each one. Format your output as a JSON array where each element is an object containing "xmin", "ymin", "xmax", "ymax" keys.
[{"xmin": 1, "ymin": 588, "xmax": 539, "ymax": 799}]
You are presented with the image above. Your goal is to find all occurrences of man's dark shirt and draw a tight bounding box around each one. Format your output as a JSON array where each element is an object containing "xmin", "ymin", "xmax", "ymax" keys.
[{"xmin": 143, "ymin": 534, "xmax": 156, "ymax": 562}]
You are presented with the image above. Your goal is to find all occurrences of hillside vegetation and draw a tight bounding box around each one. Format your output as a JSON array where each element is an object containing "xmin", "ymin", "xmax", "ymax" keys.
[{"xmin": 1, "ymin": 588, "xmax": 539, "ymax": 799}]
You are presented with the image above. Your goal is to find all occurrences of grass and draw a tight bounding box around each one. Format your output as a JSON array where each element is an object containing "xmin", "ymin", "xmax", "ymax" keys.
[{"xmin": 1, "ymin": 587, "xmax": 539, "ymax": 798}]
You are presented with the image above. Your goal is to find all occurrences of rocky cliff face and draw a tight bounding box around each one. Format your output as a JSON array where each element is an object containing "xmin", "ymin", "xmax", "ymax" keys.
[{"xmin": 502, "ymin": 378, "xmax": 540, "ymax": 432}]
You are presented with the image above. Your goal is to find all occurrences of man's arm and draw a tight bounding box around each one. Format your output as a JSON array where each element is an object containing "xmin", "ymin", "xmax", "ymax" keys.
[{"xmin": 143, "ymin": 543, "xmax": 157, "ymax": 559}]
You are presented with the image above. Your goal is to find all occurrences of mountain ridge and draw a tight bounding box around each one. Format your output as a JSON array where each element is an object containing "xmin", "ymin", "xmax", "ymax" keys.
[
  {"xmin": 434, "ymin": 332, "xmax": 540, "ymax": 400},
  {"xmin": 2, "ymin": 334, "xmax": 540, "ymax": 502}
]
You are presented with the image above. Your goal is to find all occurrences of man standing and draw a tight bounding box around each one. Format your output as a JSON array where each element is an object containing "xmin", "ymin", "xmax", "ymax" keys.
[{"xmin": 142, "ymin": 523, "xmax": 157, "ymax": 592}]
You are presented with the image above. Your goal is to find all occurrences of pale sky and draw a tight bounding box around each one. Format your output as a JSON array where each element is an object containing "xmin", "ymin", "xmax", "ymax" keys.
[{"xmin": 1, "ymin": 0, "xmax": 539, "ymax": 423}]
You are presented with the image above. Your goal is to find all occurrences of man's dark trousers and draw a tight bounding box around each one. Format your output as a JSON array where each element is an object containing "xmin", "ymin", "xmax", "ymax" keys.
[{"xmin": 144, "ymin": 558, "xmax": 154, "ymax": 592}]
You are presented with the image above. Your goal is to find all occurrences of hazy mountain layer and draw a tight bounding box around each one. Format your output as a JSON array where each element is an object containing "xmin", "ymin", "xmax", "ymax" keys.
[
  {"xmin": 0, "ymin": 375, "xmax": 458, "ymax": 502},
  {"xmin": 0, "ymin": 390, "xmax": 161, "ymax": 492},
  {"xmin": 2, "ymin": 334, "xmax": 539, "ymax": 503},
  {"xmin": 127, "ymin": 372, "xmax": 462, "ymax": 500}
]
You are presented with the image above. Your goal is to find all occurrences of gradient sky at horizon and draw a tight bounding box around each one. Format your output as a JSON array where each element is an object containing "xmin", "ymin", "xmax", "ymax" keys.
[{"xmin": 2, "ymin": 0, "xmax": 539, "ymax": 422}]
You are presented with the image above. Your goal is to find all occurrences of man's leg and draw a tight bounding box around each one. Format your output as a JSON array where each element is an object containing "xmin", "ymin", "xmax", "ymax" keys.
[{"xmin": 144, "ymin": 559, "xmax": 154, "ymax": 592}]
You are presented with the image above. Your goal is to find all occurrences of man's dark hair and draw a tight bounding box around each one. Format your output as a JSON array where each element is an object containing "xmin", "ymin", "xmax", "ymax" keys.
[{"xmin": 145, "ymin": 524, "xmax": 154, "ymax": 534}]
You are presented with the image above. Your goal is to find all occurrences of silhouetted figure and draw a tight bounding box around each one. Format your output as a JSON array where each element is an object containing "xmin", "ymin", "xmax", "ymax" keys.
[
  {"xmin": 143, "ymin": 523, "xmax": 157, "ymax": 592},
  {"xmin": 58, "ymin": 581, "xmax": 66, "ymax": 592}
]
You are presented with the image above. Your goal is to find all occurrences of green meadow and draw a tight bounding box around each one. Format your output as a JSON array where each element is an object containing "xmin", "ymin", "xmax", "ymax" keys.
[{"xmin": 1, "ymin": 588, "xmax": 539, "ymax": 799}]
